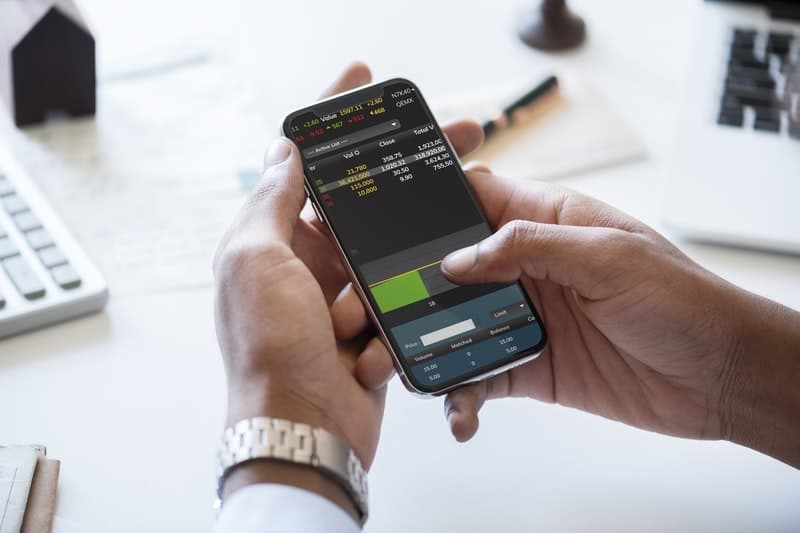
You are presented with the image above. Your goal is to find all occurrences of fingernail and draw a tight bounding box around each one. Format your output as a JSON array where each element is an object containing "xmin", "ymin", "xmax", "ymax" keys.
[
  {"xmin": 264, "ymin": 138, "xmax": 291, "ymax": 166},
  {"xmin": 442, "ymin": 246, "xmax": 477, "ymax": 275}
]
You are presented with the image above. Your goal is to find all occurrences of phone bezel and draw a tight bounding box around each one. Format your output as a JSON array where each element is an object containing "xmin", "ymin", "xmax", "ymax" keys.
[{"xmin": 282, "ymin": 78, "xmax": 547, "ymax": 396}]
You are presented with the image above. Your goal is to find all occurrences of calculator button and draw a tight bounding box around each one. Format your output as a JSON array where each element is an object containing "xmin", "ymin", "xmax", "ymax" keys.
[
  {"xmin": 25, "ymin": 228, "xmax": 54, "ymax": 250},
  {"xmin": 2, "ymin": 194, "xmax": 28, "ymax": 215},
  {"xmin": 0, "ymin": 237, "xmax": 18, "ymax": 259},
  {"xmin": 0, "ymin": 177, "xmax": 14, "ymax": 197},
  {"xmin": 2, "ymin": 255, "xmax": 46, "ymax": 299},
  {"xmin": 38, "ymin": 246, "xmax": 67, "ymax": 268},
  {"xmin": 13, "ymin": 211, "xmax": 42, "ymax": 232},
  {"xmin": 50, "ymin": 263, "xmax": 82, "ymax": 289}
]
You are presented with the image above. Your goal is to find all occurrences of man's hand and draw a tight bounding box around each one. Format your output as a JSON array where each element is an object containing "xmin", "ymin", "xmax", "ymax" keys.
[
  {"xmin": 436, "ymin": 169, "xmax": 800, "ymax": 467},
  {"xmin": 437, "ymin": 169, "xmax": 752, "ymax": 439},
  {"xmin": 345, "ymin": 150, "xmax": 800, "ymax": 466},
  {"xmin": 214, "ymin": 64, "xmax": 384, "ymax": 472},
  {"xmin": 212, "ymin": 63, "xmax": 488, "ymax": 514}
]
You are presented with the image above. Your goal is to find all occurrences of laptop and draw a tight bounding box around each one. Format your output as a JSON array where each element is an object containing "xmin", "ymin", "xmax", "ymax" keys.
[{"xmin": 663, "ymin": 0, "xmax": 800, "ymax": 254}]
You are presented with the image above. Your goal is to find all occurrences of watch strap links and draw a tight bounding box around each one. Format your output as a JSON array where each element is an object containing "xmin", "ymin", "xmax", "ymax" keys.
[{"xmin": 216, "ymin": 416, "xmax": 368, "ymax": 524}]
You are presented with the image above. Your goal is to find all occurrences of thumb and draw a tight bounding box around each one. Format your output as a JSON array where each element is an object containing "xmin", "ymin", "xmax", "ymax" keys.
[
  {"xmin": 441, "ymin": 220, "xmax": 637, "ymax": 300},
  {"xmin": 239, "ymin": 137, "xmax": 306, "ymax": 244}
]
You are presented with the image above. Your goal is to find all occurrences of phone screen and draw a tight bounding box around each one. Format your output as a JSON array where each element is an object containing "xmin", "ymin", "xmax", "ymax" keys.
[{"xmin": 284, "ymin": 79, "xmax": 546, "ymax": 393}]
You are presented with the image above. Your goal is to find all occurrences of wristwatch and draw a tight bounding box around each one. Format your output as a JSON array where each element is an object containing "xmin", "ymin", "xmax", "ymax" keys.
[{"xmin": 216, "ymin": 416, "xmax": 368, "ymax": 524}]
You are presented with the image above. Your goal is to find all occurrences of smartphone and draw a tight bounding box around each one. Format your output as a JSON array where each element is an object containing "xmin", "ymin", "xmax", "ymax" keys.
[{"xmin": 284, "ymin": 78, "xmax": 547, "ymax": 396}]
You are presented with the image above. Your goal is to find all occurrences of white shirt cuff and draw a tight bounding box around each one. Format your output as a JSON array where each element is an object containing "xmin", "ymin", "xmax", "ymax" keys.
[{"xmin": 213, "ymin": 483, "xmax": 361, "ymax": 533}]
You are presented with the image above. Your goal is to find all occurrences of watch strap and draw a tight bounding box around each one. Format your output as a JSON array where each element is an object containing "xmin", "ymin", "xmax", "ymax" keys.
[{"xmin": 216, "ymin": 416, "xmax": 368, "ymax": 524}]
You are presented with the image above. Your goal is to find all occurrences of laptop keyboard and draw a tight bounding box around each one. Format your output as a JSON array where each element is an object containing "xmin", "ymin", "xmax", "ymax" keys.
[{"xmin": 718, "ymin": 27, "xmax": 799, "ymax": 138}]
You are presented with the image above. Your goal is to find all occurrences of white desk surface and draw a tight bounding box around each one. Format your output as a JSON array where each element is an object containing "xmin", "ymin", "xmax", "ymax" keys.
[{"xmin": 1, "ymin": 1, "xmax": 799, "ymax": 532}]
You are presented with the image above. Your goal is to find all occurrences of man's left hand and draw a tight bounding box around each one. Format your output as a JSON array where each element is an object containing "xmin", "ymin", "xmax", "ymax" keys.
[{"xmin": 213, "ymin": 63, "xmax": 485, "ymax": 513}]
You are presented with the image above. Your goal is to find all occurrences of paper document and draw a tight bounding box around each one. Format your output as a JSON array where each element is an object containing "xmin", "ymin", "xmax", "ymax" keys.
[
  {"xmin": 1, "ymin": 62, "xmax": 251, "ymax": 294},
  {"xmin": 50, "ymin": 516, "xmax": 101, "ymax": 533},
  {"xmin": 0, "ymin": 447, "xmax": 38, "ymax": 533},
  {"xmin": 435, "ymin": 73, "xmax": 647, "ymax": 181}
]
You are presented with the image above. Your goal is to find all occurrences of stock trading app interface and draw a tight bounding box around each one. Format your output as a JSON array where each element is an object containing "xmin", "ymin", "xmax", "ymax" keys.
[{"xmin": 287, "ymin": 80, "xmax": 545, "ymax": 391}]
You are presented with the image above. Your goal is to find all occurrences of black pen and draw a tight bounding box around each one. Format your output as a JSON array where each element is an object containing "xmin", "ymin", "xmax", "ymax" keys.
[{"xmin": 482, "ymin": 75, "xmax": 559, "ymax": 139}]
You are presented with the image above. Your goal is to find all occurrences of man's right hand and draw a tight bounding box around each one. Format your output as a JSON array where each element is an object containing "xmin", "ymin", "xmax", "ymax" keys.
[
  {"xmin": 437, "ymin": 168, "xmax": 800, "ymax": 466},
  {"xmin": 342, "ymin": 153, "xmax": 800, "ymax": 467}
]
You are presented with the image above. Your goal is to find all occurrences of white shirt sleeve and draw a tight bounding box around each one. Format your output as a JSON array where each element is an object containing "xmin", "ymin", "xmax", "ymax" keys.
[{"xmin": 213, "ymin": 483, "xmax": 361, "ymax": 533}]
